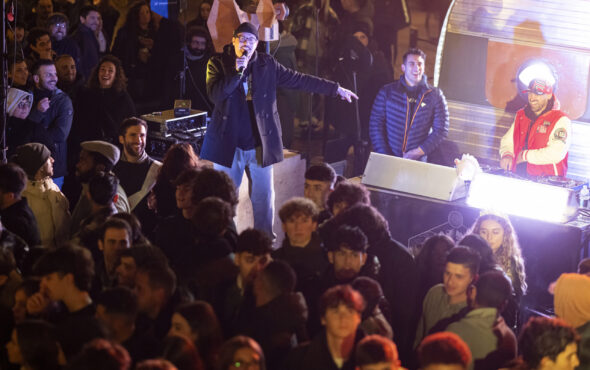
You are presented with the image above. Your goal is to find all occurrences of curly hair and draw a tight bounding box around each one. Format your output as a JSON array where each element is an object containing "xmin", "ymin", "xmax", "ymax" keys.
[
  {"xmin": 86, "ymin": 55, "xmax": 128, "ymax": 92},
  {"xmin": 469, "ymin": 213, "xmax": 527, "ymax": 296},
  {"xmin": 125, "ymin": 0, "xmax": 154, "ymax": 33}
]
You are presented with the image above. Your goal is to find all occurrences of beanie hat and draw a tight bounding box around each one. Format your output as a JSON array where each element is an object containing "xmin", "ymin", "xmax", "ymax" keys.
[
  {"xmin": 233, "ymin": 22, "xmax": 259, "ymax": 39},
  {"xmin": 11, "ymin": 143, "xmax": 52, "ymax": 179},
  {"xmin": 80, "ymin": 141, "xmax": 120, "ymax": 165}
]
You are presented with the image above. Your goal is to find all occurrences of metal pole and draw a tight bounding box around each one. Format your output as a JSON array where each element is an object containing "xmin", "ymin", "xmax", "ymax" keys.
[{"xmin": 1, "ymin": 0, "xmax": 8, "ymax": 163}]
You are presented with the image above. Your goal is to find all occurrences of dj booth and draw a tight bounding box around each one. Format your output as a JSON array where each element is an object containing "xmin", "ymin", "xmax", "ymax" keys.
[{"xmin": 361, "ymin": 153, "xmax": 590, "ymax": 313}]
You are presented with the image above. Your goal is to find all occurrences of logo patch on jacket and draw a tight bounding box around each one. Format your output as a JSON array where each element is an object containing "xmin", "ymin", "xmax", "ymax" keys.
[
  {"xmin": 554, "ymin": 128, "xmax": 567, "ymax": 143},
  {"xmin": 538, "ymin": 126, "xmax": 547, "ymax": 134}
]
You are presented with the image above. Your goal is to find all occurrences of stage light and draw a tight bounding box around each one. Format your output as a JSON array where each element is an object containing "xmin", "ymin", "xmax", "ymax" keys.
[
  {"xmin": 517, "ymin": 60, "xmax": 557, "ymax": 90},
  {"xmin": 467, "ymin": 173, "xmax": 578, "ymax": 223}
]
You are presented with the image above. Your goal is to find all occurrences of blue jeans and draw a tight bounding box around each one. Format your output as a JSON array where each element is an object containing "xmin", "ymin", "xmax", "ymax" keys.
[{"xmin": 214, "ymin": 147, "xmax": 275, "ymax": 239}]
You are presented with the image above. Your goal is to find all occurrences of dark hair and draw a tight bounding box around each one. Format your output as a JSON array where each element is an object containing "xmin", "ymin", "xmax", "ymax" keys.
[
  {"xmin": 96, "ymin": 287, "xmax": 138, "ymax": 325},
  {"xmin": 27, "ymin": 27, "xmax": 50, "ymax": 47},
  {"xmin": 31, "ymin": 58, "xmax": 55, "ymax": 75},
  {"xmin": 236, "ymin": 228, "xmax": 273, "ymax": 255},
  {"xmin": 161, "ymin": 335, "xmax": 204, "ymax": 370},
  {"xmin": 79, "ymin": 5, "xmax": 99, "ymax": 19},
  {"xmin": 351, "ymin": 276, "xmax": 389, "ymax": 321},
  {"xmin": 402, "ymin": 47, "xmax": 426, "ymax": 63},
  {"xmin": 119, "ymin": 244, "xmax": 168, "ymax": 268},
  {"xmin": 279, "ymin": 197, "xmax": 319, "ymax": 223},
  {"xmin": 417, "ymin": 332, "xmax": 471, "ymax": 368},
  {"xmin": 305, "ymin": 163, "xmax": 336, "ymax": 184},
  {"xmin": 137, "ymin": 262, "xmax": 176, "ymax": 300},
  {"xmin": 190, "ymin": 168, "xmax": 238, "ymax": 216},
  {"xmin": 0, "ymin": 246, "xmax": 16, "ymax": 275},
  {"xmin": 158, "ymin": 143, "xmax": 199, "ymax": 185},
  {"xmin": 88, "ymin": 171, "xmax": 119, "ymax": 206},
  {"xmin": 473, "ymin": 270, "xmax": 513, "ymax": 310},
  {"xmin": 458, "ymin": 234, "xmax": 498, "ymax": 274},
  {"xmin": 355, "ymin": 335, "xmax": 400, "ymax": 366},
  {"xmin": 218, "ymin": 336, "xmax": 266, "ymax": 370},
  {"xmin": 55, "ymin": 54, "xmax": 75, "ymax": 64},
  {"xmin": 185, "ymin": 26, "xmax": 213, "ymax": 52},
  {"xmin": 0, "ymin": 163, "xmax": 27, "ymax": 196},
  {"xmin": 327, "ymin": 225, "xmax": 368, "ymax": 253},
  {"xmin": 46, "ymin": 12, "xmax": 68, "ymax": 27},
  {"xmin": 174, "ymin": 168, "xmax": 199, "ymax": 187},
  {"xmin": 446, "ymin": 246, "xmax": 481, "ymax": 277},
  {"xmin": 191, "ymin": 196, "xmax": 232, "ymax": 236},
  {"xmin": 33, "ymin": 244, "xmax": 95, "ymax": 291},
  {"xmin": 16, "ymin": 320, "xmax": 61, "ymax": 370},
  {"xmin": 8, "ymin": 55, "xmax": 27, "ymax": 72},
  {"xmin": 260, "ymin": 260, "xmax": 296, "ymax": 295},
  {"xmin": 579, "ymin": 258, "xmax": 590, "ymax": 275},
  {"xmin": 119, "ymin": 117, "xmax": 148, "ymax": 137},
  {"xmin": 87, "ymin": 55, "xmax": 128, "ymax": 92},
  {"xmin": 110, "ymin": 213, "xmax": 148, "ymax": 244},
  {"xmin": 101, "ymin": 217, "xmax": 132, "ymax": 242},
  {"xmin": 415, "ymin": 234, "xmax": 455, "ymax": 278},
  {"xmin": 321, "ymin": 204, "xmax": 390, "ymax": 247},
  {"xmin": 327, "ymin": 181, "xmax": 371, "ymax": 213},
  {"xmin": 319, "ymin": 284, "xmax": 365, "ymax": 317},
  {"xmin": 519, "ymin": 317, "xmax": 579, "ymax": 368},
  {"xmin": 125, "ymin": 0, "xmax": 153, "ymax": 33},
  {"xmin": 67, "ymin": 338, "xmax": 131, "ymax": 370},
  {"xmin": 16, "ymin": 278, "xmax": 41, "ymax": 298},
  {"xmin": 175, "ymin": 301, "xmax": 223, "ymax": 369}
]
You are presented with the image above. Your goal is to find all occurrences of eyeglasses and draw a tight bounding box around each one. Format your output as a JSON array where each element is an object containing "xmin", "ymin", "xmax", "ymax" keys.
[{"xmin": 237, "ymin": 35, "xmax": 257, "ymax": 44}]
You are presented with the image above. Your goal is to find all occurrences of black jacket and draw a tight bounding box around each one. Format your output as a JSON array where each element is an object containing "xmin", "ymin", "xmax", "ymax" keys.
[
  {"xmin": 286, "ymin": 329, "xmax": 364, "ymax": 370},
  {"xmin": 27, "ymin": 87, "xmax": 73, "ymax": 178},
  {"xmin": 0, "ymin": 198, "xmax": 41, "ymax": 248},
  {"xmin": 52, "ymin": 36, "xmax": 82, "ymax": 68},
  {"xmin": 72, "ymin": 86, "xmax": 136, "ymax": 144},
  {"xmin": 201, "ymin": 45, "xmax": 339, "ymax": 167},
  {"xmin": 72, "ymin": 24, "xmax": 100, "ymax": 79}
]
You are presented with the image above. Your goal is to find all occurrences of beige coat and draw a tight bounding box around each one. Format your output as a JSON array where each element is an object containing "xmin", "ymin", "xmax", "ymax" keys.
[{"xmin": 23, "ymin": 178, "xmax": 71, "ymax": 248}]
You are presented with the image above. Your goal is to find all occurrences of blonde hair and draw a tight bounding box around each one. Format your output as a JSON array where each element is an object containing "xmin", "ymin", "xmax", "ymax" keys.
[{"xmin": 469, "ymin": 213, "xmax": 527, "ymax": 296}]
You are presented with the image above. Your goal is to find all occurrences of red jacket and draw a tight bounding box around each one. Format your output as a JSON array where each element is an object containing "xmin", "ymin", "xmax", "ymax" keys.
[{"xmin": 500, "ymin": 97, "xmax": 571, "ymax": 177}]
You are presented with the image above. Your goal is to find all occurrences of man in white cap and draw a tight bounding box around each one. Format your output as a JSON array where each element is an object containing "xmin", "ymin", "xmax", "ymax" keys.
[
  {"xmin": 201, "ymin": 22, "xmax": 358, "ymax": 239},
  {"xmin": 500, "ymin": 78, "xmax": 572, "ymax": 177},
  {"xmin": 11, "ymin": 143, "xmax": 71, "ymax": 248},
  {"xmin": 70, "ymin": 140, "xmax": 130, "ymax": 235}
]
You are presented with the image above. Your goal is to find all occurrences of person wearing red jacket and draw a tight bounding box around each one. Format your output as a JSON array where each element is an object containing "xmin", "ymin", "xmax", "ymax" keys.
[{"xmin": 499, "ymin": 79, "xmax": 571, "ymax": 177}]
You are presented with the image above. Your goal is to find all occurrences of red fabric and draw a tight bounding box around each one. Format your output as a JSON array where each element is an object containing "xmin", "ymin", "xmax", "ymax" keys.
[{"xmin": 510, "ymin": 103, "xmax": 567, "ymax": 177}]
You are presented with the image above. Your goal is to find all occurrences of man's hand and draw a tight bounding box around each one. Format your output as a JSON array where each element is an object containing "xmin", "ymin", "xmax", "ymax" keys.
[
  {"xmin": 500, "ymin": 155, "xmax": 513, "ymax": 171},
  {"xmin": 235, "ymin": 53, "xmax": 252, "ymax": 75},
  {"xmin": 403, "ymin": 147, "xmax": 425, "ymax": 160},
  {"xmin": 336, "ymin": 87, "xmax": 359, "ymax": 103},
  {"xmin": 26, "ymin": 292, "xmax": 51, "ymax": 315},
  {"xmin": 37, "ymin": 97, "xmax": 50, "ymax": 112}
]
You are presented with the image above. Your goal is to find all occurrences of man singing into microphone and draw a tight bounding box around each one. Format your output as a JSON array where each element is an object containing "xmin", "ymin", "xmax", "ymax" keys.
[{"xmin": 201, "ymin": 22, "xmax": 357, "ymax": 238}]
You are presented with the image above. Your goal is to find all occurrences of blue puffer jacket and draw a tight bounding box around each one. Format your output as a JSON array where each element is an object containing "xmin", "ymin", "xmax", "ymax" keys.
[{"xmin": 369, "ymin": 75, "xmax": 449, "ymax": 157}]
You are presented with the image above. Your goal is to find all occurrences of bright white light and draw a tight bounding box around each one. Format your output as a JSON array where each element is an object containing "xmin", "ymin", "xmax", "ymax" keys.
[
  {"xmin": 467, "ymin": 173, "xmax": 576, "ymax": 223},
  {"xmin": 518, "ymin": 62, "xmax": 556, "ymax": 87}
]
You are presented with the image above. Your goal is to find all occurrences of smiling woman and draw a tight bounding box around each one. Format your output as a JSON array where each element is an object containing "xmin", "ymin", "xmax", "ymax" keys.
[{"xmin": 70, "ymin": 54, "xmax": 136, "ymax": 146}]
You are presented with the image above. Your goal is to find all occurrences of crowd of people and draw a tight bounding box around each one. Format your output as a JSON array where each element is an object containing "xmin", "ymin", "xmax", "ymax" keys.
[
  {"xmin": 1, "ymin": 0, "xmax": 587, "ymax": 369},
  {"xmin": 0, "ymin": 148, "xmax": 588, "ymax": 370}
]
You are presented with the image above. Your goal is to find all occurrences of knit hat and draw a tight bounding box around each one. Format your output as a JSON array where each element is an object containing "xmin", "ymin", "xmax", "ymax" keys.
[
  {"xmin": 80, "ymin": 141, "xmax": 120, "ymax": 165},
  {"xmin": 554, "ymin": 273, "xmax": 590, "ymax": 328},
  {"xmin": 522, "ymin": 79, "xmax": 553, "ymax": 95},
  {"xmin": 233, "ymin": 22, "xmax": 259, "ymax": 39},
  {"xmin": 6, "ymin": 88, "xmax": 33, "ymax": 116},
  {"xmin": 11, "ymin": 143, "xmax": 52, "ymax": 179}
]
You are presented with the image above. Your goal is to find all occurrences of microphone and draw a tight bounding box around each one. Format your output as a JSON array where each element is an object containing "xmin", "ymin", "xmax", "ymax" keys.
[{"xmin": 238, "ymin": 50, "xmax": 249, "ymax": 77}]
